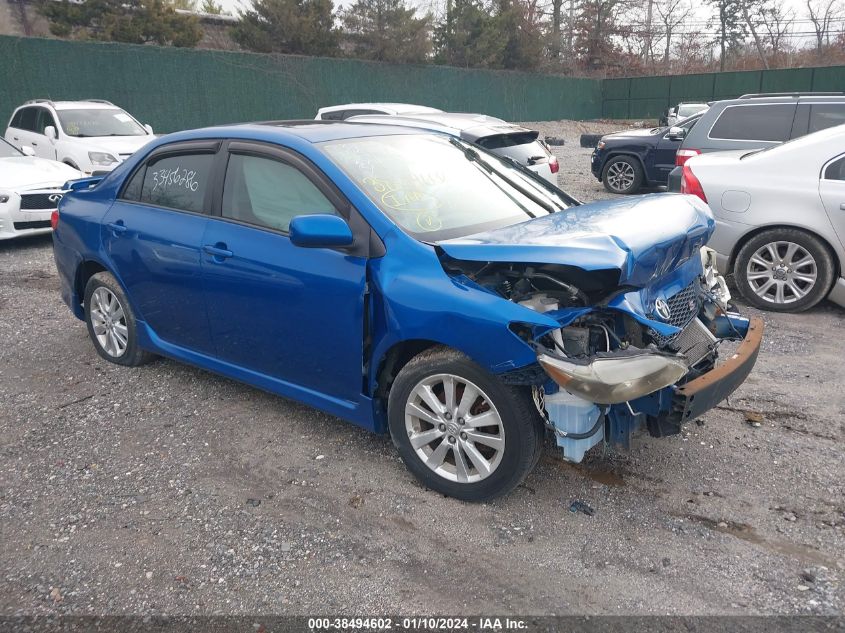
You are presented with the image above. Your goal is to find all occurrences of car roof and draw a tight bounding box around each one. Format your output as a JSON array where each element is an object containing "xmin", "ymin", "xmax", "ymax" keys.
[
  {"xmin": 317, "ymin": 103, "xmax": 443, "ymax": 115},
  {"xmin": 346, "ymin": 112, "xmax": 536, "ymax": 142},
  {"xmin": 151, "ymin": 120, "xmax": 441, "ymax": 146},
  {"xmin": 18, "ymin": 100, "xmax": 124, "ymax": 111}
]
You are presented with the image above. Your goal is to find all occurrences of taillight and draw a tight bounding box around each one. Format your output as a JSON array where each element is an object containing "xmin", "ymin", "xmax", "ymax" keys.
[
  {"xmin": 50, "ymin": 209, "xmax": 59, "ymax": 231},
  {"xmin": 680, "ymin": 165, "xmax": 707, "ymax": 203},
  {"xmin": 549, "ymin": 155, "xmax": 559, "ymax": 174},
  {"xmin": 675, "ymin": 148, "xmax": 701, "ymax": 167}
]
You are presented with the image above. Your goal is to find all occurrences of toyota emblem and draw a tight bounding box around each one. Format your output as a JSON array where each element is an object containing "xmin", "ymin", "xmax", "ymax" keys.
[
  {"xmin": 48, "ymin": 193, "xmax": 63, "ymax": 203},
  {"xmin": 654, "ymin": 298, "xmax": 671, "ymax": 321}
]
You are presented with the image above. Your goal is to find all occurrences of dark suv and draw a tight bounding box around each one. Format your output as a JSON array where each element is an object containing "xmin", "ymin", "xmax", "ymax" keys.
[
  {"xmin": 668, "ymin": 92, "xmax": 845, "ymax": 190},
  {"xmin": 590, "ymin": 114, "xmax": 703, "ymax": 194}
]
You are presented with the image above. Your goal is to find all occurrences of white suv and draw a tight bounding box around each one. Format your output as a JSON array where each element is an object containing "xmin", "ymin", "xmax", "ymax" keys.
[{"xmin": 4, "ymin": 100, "xmax": 156, "ymax": 175}]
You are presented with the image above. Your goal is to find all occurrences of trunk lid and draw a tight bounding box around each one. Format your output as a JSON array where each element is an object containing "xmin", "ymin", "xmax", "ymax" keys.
[{"xmin": 437, "ymin": 194, "xmax": 714, "ymax": 287}]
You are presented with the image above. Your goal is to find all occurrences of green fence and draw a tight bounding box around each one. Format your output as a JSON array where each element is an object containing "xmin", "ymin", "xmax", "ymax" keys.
[
  {"xmin": 0, "ymin": 36, "xmax": 601, "ymax": 132},
  {"xmin": 603, "ymin": 66, "xmax": 845, "ymax": 119},
  {"xmin": 4, "ymin": 35, "xmax": 845, "ymax": 128}
]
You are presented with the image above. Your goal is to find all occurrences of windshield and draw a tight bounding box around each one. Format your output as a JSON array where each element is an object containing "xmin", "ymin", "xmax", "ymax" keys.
[
  {"xmin": 57, "ymin": 108, "xmax": 147, "ymax": 138},
  {"xmin": 321, "ymin": 134, "xmax": 572, "ymax": 241},
  {"xmin": 0, "ymin": 138, "xmax": 22, "ymax": 158}
]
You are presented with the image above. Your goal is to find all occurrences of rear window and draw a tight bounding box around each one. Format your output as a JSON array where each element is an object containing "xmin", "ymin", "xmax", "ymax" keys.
[
  {"xmin": 476, "ymin": 133, "xmax": 549, "ymax": 164},
  {"xmin": 709, "ymin": 104, "xmax": 795, "ymax": 142}
]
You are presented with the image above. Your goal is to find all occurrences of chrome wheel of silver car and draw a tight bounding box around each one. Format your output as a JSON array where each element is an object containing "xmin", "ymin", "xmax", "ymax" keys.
[
  {"xmin": 746, "ymin": 240, "xmax": 818, "ymax": 305},
  {"xmin": 89, "ymin": 286, "xmax": 128, "ymax": 358},
  {"xmin": 606, "ymin": 160, "xmax": 636, "ymax": 192},
  {"xmin": 404, "ymin": 373, "xmax": 505, "ymax": 484}
]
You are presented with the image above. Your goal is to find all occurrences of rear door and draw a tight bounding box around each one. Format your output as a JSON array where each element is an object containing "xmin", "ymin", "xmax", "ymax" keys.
[
  {"xmin": 820, "ymin": 153, "xmax": 845, "ymax": 250},
  {"xmin": 652, "ymin": 116, "xmax": 701, "ymax": 183},
  {"xmin": 201, "ymin": 141, "xmax": 370, "ymax": 405},
  {"xmin": 102, "ymin": 140, "xmax": 218, "ymax": 354}
]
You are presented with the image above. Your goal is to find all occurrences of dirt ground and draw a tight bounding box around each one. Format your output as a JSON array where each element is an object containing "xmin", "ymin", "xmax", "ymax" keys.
[{"xmin": 0, "ymin": 121, "xmax": 843, "ymax": 617}]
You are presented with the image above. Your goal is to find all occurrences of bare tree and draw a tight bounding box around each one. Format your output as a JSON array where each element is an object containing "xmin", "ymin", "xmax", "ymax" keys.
[
  {"xmin": 739, "ymin": 0, "xmax": 770, "ymax": 68},
  {"xmin": 655, "ymin": 0, "xmax": 691, "ymax": 68},
  {"xmin": 758, "ymin": 0, "xmax": 793, "ymax": 59},
  {"xmin": 807, "ymin": 0, "xmax": 842, "ymax": 57}
]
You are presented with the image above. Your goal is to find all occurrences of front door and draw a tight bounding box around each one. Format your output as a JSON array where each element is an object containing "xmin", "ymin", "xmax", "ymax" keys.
[
  {"xmin": 201, "ymin": 143, "xmax": 369, "ymax": 405},
  {"xmin": 820, "ymin": 153, "xmax": 845, "ymax": 251},
  {"xmin": 101, "ymin": 142, "xmax": 218, "ymax": 354}
]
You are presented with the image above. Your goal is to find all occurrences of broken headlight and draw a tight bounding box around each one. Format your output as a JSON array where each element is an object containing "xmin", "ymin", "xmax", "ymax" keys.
[{"xmin": 537, "ymin": 350, "xmax": 689, "ymax": 404}]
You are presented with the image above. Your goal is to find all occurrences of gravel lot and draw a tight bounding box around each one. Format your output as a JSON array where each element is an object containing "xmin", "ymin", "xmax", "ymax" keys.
[{"xmin": 1, "ymin": 120, "xmax": 843, "ymax": 617}]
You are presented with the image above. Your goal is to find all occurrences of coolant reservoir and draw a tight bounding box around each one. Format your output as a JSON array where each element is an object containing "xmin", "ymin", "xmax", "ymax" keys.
[{"xmin": 543, "ymin": 389, "xmax": 604, "ymax": 464}]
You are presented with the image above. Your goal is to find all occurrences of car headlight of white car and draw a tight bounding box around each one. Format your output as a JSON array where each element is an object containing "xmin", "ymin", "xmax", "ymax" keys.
[
  {"xmin": 0, "ymin": 193, "xmax": 9, "ymax": 204},
  {"xmin": 88, "ymin": 152, "xmax": 118, "ymax": 166}
]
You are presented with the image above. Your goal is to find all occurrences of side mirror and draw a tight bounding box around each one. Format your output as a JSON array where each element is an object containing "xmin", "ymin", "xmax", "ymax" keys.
[
  {"xmin": 144, "ymin": 124, "xmax": 154, "ymax": 135},
  {"xmin": 289, "ymin": 214, "xmax": 353, "ymax": 248},
  {"xmin": 44, "ymin": 125, "xmax": 57, "ymax": 141},
  {"xmin": 21, "ymin": 146, "xmax": 36, "ymax": 156},
  {"xmin": 666, "ymin": 126, "xmax": 686, "ymax": 140}
]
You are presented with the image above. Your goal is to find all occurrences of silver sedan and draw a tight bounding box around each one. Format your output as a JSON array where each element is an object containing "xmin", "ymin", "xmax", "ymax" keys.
[{"xmin": 678, "ymin": 123, "xmax": 845, "ymax": 312}]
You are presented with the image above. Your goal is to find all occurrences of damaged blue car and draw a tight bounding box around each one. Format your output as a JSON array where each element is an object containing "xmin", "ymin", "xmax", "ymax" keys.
[{"xmin": 52, "ymin": 122, "xmax": 763, "ymax": 501}]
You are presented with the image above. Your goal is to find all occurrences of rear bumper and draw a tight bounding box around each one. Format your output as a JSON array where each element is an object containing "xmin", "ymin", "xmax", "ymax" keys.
[
  {"xmin": 667, "ymin": 165, "xmax": 683, "ymax": 192},
  {"xmin": 674, "ymin": 316, "xmax": 764, "ymax": 422}
]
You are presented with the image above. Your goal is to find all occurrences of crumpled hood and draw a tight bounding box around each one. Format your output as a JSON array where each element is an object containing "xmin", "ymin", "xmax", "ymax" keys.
[
  {"xmin": 437, "ymin": 194, "xmax": 715, "ymax": 287},
  {"xmin": 0, "ymin": 157, "xmax": 82, "ymax": 191}
]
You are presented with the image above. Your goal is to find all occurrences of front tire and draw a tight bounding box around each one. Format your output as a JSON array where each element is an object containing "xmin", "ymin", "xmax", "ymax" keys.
[
  {"xmin": 388, "ymin": 348, "xmax": 545, "ymax": 501},
  {"xmin": 734, "ymin": 228, "xmax": 834, "ymax": 312},
  {"xmin": 602, "ymin": 156, "xmax": 643, "ymax": 194},
  {"xmin": 84, "ymin": 272, "xmax": 154, "ymax": 366}
]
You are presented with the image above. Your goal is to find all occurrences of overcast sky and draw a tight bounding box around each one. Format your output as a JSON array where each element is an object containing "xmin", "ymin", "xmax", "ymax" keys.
[{"xmin": 212, "ymin": 0, "xmax": 833, "ymax": 51}]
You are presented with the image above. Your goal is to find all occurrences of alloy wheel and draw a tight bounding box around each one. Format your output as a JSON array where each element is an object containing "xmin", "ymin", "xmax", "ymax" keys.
[
  {"xmin": 606, "ymin": 161, "xmax": 635, "ymax": 192},
  {"xmin": 404, "ymin": 373, "xmax": 505, "ymax": 484},
  {"xmin": 90, "ymin": 287, "xmax": 128, "ymax": 358},
  {"xmin": 745, "ymin": 240, "xmax": 818, "ymax": 305}
]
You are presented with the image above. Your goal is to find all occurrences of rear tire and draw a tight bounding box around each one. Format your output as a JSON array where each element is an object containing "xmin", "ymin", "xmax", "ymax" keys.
[
  {"xmin": 734, "ymin": 228, "xmax": 834, "ymax": 312},
  {"xmin": 84, "ymin": 272, "xmax": 155, "ymax": 366},
  {"xmin": 602, "ymin": 156, "xmax": 643, "ymax": 194},
  {"xmin": 388, "ymin": 347, "xmax": 545, "ymax": 501}
]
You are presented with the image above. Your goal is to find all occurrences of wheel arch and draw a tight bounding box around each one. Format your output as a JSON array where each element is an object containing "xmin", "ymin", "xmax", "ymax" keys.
[
  {"xmin": 74, "ymin": 259, "xmax": 110, "ymax": 309},
  {"xmin": 727, "ymin": 224, "xmax": 842, "ymax": 280},
  {"xmin": 601, "ymin": 151, "xmax": 647, "ymax": 177}
]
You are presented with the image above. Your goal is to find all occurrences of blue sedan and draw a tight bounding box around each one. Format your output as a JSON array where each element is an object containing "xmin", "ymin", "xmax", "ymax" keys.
[{"xmin": 52, "ymin": 121, "xmax": 762, "ymax": 501}]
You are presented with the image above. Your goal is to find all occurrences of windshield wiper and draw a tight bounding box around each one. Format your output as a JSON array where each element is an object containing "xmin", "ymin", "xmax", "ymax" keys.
[
  {"xmin": 495, "ymin": 154, "xmax": 580, "ymax": 209},
  {"xmin": 449, "ymin": 137, "xmax": 537, "ymax": 218}
]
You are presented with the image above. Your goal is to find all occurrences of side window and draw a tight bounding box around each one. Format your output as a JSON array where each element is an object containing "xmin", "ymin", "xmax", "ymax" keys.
[
  {"xmin": 823, "ymin": 155, "xmax": 845, "ymax": 181},
  {"xmin": 9, "ymin": 109, "xmax": 23, "ymax": 129},
  {"xmin": 709, "ymin": 104, "xmax": 795, "ymax": 142},
  {"xmin": 120, "ymin": 166, "xmax": 146, "ymax": 201},
  {"xmin": 17, "ymin": 107, "xmax": 38, "ymax": 132},
  {"xmin": 139, "ymin": 153, "xmax": 214, "ymax": 213},
  {"xmin": 809, "ymin": 104, "xmax": 845, "ymax": 134},
  {"xmin": 36, "ymin": 108, "xmax": 57, "ymax": 135},
  {"xmin": 222, "ymin": 153, "xmax": 336, "ymax": 233}
]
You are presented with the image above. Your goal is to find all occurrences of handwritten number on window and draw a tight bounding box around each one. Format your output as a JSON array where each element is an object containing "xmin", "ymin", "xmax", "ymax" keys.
[{"xmin": 151, "ymin": 166, "xmax": 199, "ymax": 194}]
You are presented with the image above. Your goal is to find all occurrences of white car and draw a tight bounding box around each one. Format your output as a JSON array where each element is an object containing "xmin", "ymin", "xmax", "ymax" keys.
[
  {"xmin": 347, "ymin": 112, "xmax": 560, "ymax": 186},
  {"xmin": 315, "ymin": 102, "xmax": 443, "ymax": 120},
  {"xmin": 0, "ymin": 137, "xmax": 82, "ymax": 240},
  {"xmin": 4, "ymin": 99, "xmax": 155, "ymax": 175},
  {"xmin": 680, "ymin": 123, "xmax": 845, "ymax": 312}
]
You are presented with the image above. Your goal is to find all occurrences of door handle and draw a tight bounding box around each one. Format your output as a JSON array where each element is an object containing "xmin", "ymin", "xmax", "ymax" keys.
[
  {"xmin": 839, "ymin": 203, "xmax": 845, "ymax": 211},
  {"xmin": 203, "ymin": 244, "xmax": 233, "ymax": 259},
  {"xmin": 12, "ymin": 136, "xmax": 18, "ymax": 141},
  {"xmin": 106, "ymin": 221, "xmax": 127, "ymax": 235},
  {"xmin": 32, "ymin": 142, "xmax": 38, "ymax": 147}
]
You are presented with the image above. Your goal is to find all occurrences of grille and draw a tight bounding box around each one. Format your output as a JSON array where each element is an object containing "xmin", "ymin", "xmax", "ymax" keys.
[
  {"xmin": 13, "ymin": 220, "xmax": 51, "ymax": 230},
  {"xmin": 20, "ymin": 193, "xmax": 62, "ymax": 210},
  {"xmin": 650, "ymin": 281, "xmax": 703, "ymax": 346}
]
